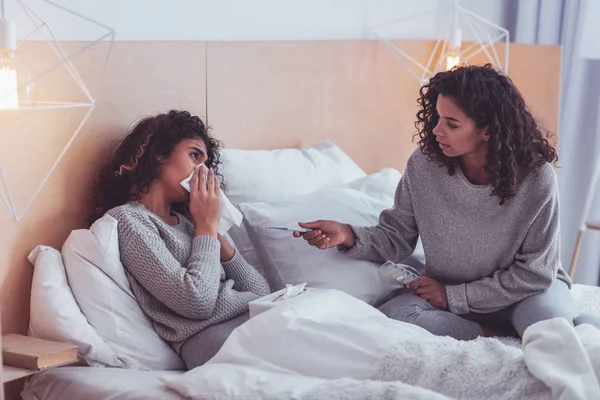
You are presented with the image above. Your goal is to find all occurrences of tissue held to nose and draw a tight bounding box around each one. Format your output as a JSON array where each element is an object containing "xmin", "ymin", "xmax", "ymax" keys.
[{"xmin": 180, "ymin": 169, "xmax": 243, "ymax": 235}]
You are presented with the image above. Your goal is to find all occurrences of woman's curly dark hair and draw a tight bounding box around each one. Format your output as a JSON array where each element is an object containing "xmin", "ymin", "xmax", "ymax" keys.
[
  {"xmin": 92, "ymin": 110, "xmax": 224, "ymax": 222},
  {"xmin": 415, "ymin": 64, "xmax": 558, "ymax": 204}
]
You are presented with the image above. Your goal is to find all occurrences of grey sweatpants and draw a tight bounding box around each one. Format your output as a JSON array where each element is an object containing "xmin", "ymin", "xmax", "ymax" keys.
[
  {"xmin": 180, "ymin": 312, "xmax": 249, "ymax": 370},
  {"xmin": 379, "ymin": 279, "xmax": 600, "ymax": 340}
]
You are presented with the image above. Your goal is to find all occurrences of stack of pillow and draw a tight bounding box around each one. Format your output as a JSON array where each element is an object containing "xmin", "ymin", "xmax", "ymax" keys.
[{"xmin": 28, "ymin": 140, "xmax": 424, "ymax": 370}]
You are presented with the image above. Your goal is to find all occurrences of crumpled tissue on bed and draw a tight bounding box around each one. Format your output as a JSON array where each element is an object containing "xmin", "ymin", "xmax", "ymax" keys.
[{"xmin": 249, "ymin": 282, "xmax": 308, "ymax": 318}]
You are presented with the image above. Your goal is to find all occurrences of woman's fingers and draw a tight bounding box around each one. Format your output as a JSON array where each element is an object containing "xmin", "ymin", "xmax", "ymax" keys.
[
  {"xmin": 299, "ymin": 221, "xmax": 323, "ymax": 230},
  {"xmin": 207, "ymin": 168, "xmax": 215, "ymax": 193},
  {"xmin": 198, "ymin": 165, "xmax": 207, "ymax": 192},
  {"xmin": 419, "ymin": 292, "xmax": 436, "ymax": 301},
  {"xmin": 315, "ymin": 236, "xmax": 331, "ymax": 249},
  {"xmin": 409, "ymin": 278, "xmax": 429, "ymax": 289},
  {"xmin": 414, "ymin": 285, "xmax": 437, "ymax": 295},
  {"xmin": 213, "ymin": 175, "xmax": 221, "ymax": 195},
  {"xmin": 302, "ymin": 230, "xmax": 322, "ymax": 241},
  {"xmin": 308, "ymin": 233, "xmax": 328, "ymax": 246},
  {"xmin": 190, "ymin": 168, "xmax": 200, "ymax": 194}
]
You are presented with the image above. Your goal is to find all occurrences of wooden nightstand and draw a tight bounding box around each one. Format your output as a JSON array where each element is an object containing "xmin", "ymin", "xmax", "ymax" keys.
[
  {"xmin": 2, "ymin": 333, "xmax": 79, "ymax": 400},
  {"xmin": 2, "ymin": 364, "xmax": 38, "ymax": 384}
]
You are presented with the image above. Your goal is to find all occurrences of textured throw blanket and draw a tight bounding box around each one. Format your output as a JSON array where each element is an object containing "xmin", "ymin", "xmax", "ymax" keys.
[{"xmin": 163, "ymin": 286, "xmax": 600, "ymax": 400}]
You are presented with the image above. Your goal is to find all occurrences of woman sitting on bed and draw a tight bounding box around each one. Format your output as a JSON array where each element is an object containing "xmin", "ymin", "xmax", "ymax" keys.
[
  {"xmin": 296, "ymin": 64, "xmax": 600, "ymax": 339},
  {"xmin": 92, "ymin": 110, "xmax": 271, "ymax": 369}
]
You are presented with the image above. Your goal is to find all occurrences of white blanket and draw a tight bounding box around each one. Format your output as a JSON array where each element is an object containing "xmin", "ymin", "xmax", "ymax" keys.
[
  {"xmin": 523, "ymin": 318, "xmax": 600, "ymax": 400},
  {"xmin": 162, "ymin": 288, "xmax": 600, "ymax": 400}
]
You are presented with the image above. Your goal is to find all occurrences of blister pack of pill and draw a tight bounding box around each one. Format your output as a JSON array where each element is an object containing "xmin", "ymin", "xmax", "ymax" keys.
[{"xmin": 381, "ymin": 261, "xmax": 421, "ymax": 288}]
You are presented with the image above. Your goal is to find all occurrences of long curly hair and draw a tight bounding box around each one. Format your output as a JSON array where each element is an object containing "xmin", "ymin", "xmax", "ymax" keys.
[
  {"xmin": 92, "ymin": 110, "xmax": 224, "ymax": 221},
  {"xmin": 415, "ymin": 64, "xmax": 558, "ymax": 204}
]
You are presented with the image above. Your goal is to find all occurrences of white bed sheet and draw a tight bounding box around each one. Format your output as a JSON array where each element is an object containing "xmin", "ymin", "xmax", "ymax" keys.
[
  {"xmin": 21, "ymin": 367, "xmax": 184, "ymax": 400},
  {"xmin": 20, "ymin": 284, "xmax": 600, "ymax": 400}
]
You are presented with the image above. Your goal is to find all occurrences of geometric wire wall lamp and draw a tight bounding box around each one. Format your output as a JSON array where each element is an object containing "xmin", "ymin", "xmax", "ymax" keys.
[
  {"xmin": 369, "ymin": 0, "xmax": 509, "ymax": 85},
  {"xmin": 0, "ymin": 0, "xmax": 114, "ymax": 221}
]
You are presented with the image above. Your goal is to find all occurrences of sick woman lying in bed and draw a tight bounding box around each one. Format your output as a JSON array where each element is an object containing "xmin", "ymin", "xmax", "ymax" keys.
[
  {"xmin": 297, "ymin": 64, "xmax": 600, "ymax": 338},
  {"xmin": 92, "ymin": 110, "xmax": 270, "ymax": 369}
]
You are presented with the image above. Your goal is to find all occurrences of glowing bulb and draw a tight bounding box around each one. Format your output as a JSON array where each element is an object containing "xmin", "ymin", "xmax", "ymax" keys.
[
  {"xmin": 445, "ymin": 50, "xmax": 461, "ymax": 71},
  {"xmin": 444, "ymin": 28, "xmax": 462, "ymax": 71},
  {"xmin": 0, "ymin": 17, "xmax": 37, "ymax": 115},
  {"xmin": 0, "ymin": 54, "xmax": 19, "ymax": 110}
]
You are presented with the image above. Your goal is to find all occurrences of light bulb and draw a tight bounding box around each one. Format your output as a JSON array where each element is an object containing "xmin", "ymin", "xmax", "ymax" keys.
[
  {"xmin": 0, "ymin": 17, "xmax": 37, "ymax": 116},
  {"xmin": 444, "ymin": 28, "xmax": 462, "ymax": 71},
  {"xmin": 445, "ymin": 48, "xmax": 461, "ymax": 71},
  {"xmin": 0, "ymin": 51, "xmax": 19, "ymax": 110}
]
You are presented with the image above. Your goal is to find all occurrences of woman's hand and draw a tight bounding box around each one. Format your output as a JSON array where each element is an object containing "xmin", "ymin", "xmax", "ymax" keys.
[
  {"xmin": 190, "ymin": 165, "xmax": 221, "ymax": 238},
  {"xmin": 217, "ymin": 234, "xmax": 235, "ymax": 262},
  {"xmin": 293, "ymin": 220, "xmax": 356, "ymax": 250},
  {"xmin": 409, "ymin": 276, "xmax": 448, "ymax": 310}
]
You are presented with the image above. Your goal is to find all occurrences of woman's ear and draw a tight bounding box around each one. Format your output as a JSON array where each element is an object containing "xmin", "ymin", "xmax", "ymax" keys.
[{"xmin": 481, "ymin": 127, "xmax": 490, "ymax": 142}]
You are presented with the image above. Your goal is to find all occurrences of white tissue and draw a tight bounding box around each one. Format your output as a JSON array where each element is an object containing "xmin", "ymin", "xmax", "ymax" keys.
[
  {"xmin": 281, "ymin": 282, "xmax": 307, "ymax": 300},
  {"xmin": 180, "ymin": 169, "xmax": 243, "ymax": 235},
  {"xmin": 248, "ymin": 283, "xmax": 309, "ymax": 318}
]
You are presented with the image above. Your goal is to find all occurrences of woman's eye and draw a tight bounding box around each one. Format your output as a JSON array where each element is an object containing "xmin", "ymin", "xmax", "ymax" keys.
[
  {"xmin": 191, "ymin": 152, "xmax": 199, "ymax": 160},
  {"xmin": 447, "ymin": 122, "xmax": 457, "ymax": 129}
]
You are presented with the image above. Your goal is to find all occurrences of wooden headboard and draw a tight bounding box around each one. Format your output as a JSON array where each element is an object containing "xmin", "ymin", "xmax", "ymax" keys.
[{"xmin": 0, "ymin": 40, "xmax": 560, "ymax": 339}]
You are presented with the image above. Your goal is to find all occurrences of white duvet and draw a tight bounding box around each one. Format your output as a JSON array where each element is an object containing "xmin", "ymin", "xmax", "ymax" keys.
[{"xmin": 162, "ymin": 289, "xmax": 600, "ymax": 400}]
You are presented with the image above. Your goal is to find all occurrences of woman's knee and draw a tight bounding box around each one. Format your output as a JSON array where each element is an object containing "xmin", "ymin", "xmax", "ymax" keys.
[
  {"xmin": 378, "ymin": 294, "xmax": 434, "ymax": 322},
  {"xmin": 510, "ymin": 281, "xmax": 578, "ymax": 336}
]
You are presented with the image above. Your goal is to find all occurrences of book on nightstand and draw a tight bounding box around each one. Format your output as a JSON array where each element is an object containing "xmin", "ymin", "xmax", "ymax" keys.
[{"xmin": 1, "ymin": 334, "xmax": 77, "ymax": 370}]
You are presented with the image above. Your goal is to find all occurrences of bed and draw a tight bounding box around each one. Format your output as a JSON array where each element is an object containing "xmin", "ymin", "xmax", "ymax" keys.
[
  {"xmin": 20, "ymin": 285, "xmax": 600, "ymax": 400},
  {"xmin": 3, "ymin": 40, "xmax": 597, "ymax": 400},
  {"xmin": 22, "ymin": 368, "xmax": 183, "ymax": 400}
]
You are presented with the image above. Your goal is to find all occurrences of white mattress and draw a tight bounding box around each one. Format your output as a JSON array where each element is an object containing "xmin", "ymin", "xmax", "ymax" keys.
[{"xmin": 21, "ymin": 367, "xmax": 184, "ymax": 400}]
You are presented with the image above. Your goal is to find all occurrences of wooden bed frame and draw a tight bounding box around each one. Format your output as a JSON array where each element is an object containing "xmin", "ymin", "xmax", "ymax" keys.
[{"xmin": 0, "ymin": 39, "xmax": 559, "ymax": 397}]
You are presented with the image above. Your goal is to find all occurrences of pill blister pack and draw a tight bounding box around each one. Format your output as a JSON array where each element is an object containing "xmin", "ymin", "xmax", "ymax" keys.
[{"xmin": 381, "ymin": 261, "xmax": 421, "ymax": 288}]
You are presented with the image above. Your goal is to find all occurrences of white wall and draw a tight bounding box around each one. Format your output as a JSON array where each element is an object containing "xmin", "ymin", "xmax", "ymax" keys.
[{"xmin": 4, "ymin": 0, "xmax": 510, "ymax": 42}]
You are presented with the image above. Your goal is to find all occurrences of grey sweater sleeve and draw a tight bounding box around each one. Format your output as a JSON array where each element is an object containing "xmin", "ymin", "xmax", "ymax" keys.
[
  {"xmin": 222, "ymin": 250, "xmax": 271, "ymax": 295},
  {"xmin": 338, "ymin": 167, "xmax": 419, "ymax": 263},
  {"xmin": 445, "ymin": 190, "xmax": 560, "ymax": 315},
  {"xmin": 116, "ymin": 211, "xmax": 223, "ymax": 320}
]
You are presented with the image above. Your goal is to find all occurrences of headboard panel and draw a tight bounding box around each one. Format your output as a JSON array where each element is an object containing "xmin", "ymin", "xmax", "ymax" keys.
[
  {"xmin": 0, "ymin": 40, "xmax": 560, "ymax": 337},
  {"xmin": 207, "ymin": 41, "xmax": 560, "ymax": 173},
  {"xmin": 207, "ymin": 41, "xmax": 428, "ymax": 173}
]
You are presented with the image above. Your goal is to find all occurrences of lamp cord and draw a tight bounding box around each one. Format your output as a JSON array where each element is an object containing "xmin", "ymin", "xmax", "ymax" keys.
[{"xmin": 453, "ymin": 0, "xmax": 459, "ymax": 31}]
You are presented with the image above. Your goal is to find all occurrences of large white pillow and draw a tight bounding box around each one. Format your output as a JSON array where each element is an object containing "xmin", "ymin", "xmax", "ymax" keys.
[
  {"xmin": 221, "ymin": 140, "xmax": 366, "ymax": 205},
  {"xmin": 224, "ymin": 141, "xmax": 367, "ymax": 275},
  {"xmin": 238, "ymin": 169, "xmax": 425, "ymax": 306},
  {"xmin": 27, "ymin": 245, "xmax": 124, "ymax": 368},
  {"xmin": 61, "ymin": 215, "xmax": 185, "ymax": 371}
]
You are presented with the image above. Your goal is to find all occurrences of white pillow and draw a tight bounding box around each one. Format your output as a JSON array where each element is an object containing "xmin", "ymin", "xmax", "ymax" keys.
[
  {"xmin": 221, "ymin": 140, "xmax": 366, "ymax": 205},
  {"xmin": 239, "ymin": 170, "xmax": 424, "ymax": 306},
  {"xmin": 61, "ymin": 215, "xmax": 185, "ymax": 371},
  {"xmin": 224, "ymin": 141, "xmax": 367, "ymax": 275},
  {"xmin": 27, "ymin": 245, "xmax": 124, "ymax": 368}
]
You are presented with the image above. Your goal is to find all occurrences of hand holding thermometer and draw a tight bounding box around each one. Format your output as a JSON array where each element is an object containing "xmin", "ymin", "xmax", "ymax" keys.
[{"xmin": 264, "ymin": 226, "xmax": 313, "ymax": 233}]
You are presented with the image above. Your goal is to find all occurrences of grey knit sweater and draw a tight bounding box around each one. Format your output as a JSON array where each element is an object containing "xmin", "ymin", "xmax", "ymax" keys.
[
  {"xmin": 107, "ymin": 202, "xmax": 271, "ymax": 353},
  {"xmin": 340, "ymin": 148, "xmax": 571, "ymax": 315}
]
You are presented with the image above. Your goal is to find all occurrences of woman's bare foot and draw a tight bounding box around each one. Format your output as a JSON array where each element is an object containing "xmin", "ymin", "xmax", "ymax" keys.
[
  {"xmin": 481, "ymin": 325, "xmax": 500, "ymax": 337},
  {"xmin": 481, "ymin": 324, "xmax": 519, "ymax": 338}
]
